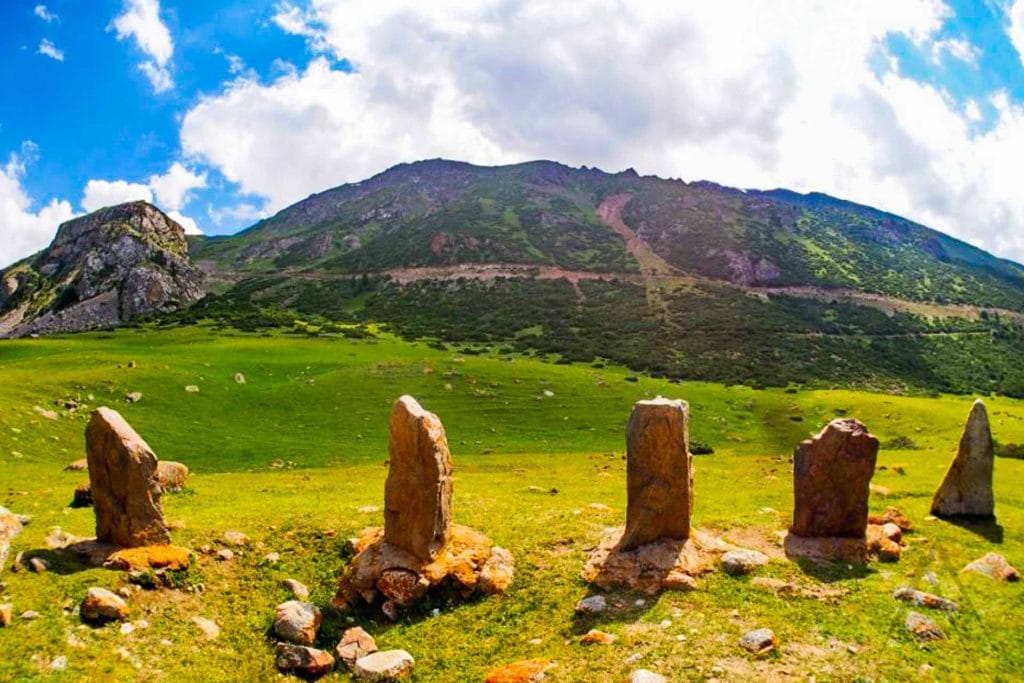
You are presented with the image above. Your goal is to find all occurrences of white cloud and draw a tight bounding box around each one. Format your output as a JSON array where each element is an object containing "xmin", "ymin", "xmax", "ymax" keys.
[
  {"xmin": 37, "ymin": 38, "xmax": 64, "ymax": 62},
  {"xmin": 208, "ymin": 201, "xmax": 267, "ymax": 227},
  {"xmin": 1010, "ymin": 0, "xmax": 1024, "ymax": 66},
  {"xmin": 81, "ymin": 179, "xmax": 153, "ymax": 212},
  {"xmin": 167, "ymin": 210, "xmax": 202, "ymax": 235},
  {"xmin": 34, "ymin": 5, "xmax": 58, "ymax": 23},
  {"xmin": 178, "ymin": 0, "xmax": 1024, "ymax": 262},
  {"xmin": 111, "ymin": 0, "xmax": 174, "ymax": 93},
  {"xmin": 965, "ymin": 99, "xmax": 983, "ymax": 122},
  {"xmin": 931, "ymin": 37, "xmax": 980, "ymax": 66},
  {"xmin": 0, "ymin": 142, "xmax": 74, "ymax": 269},
  {"xmin": 148, "ymin": 162, "xmax": 207, "ymax": 211}
]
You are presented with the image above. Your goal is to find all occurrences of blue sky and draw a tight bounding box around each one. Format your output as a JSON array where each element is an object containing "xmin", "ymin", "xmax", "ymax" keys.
[{"xmin": 2, "ymin": 1, "xmax": 1024, "ymax": 268}]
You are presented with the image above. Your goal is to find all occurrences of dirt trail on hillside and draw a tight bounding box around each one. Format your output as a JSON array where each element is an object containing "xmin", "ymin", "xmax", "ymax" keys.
[{"xmin": 597, "ymin": 194, "xmax": 678, "ymax": 277}]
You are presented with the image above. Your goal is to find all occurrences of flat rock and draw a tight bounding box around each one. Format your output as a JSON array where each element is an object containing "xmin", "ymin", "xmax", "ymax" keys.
[
  {"xmin": 738, "ymin": 628, "xmax": 777, "ymax": 654},
  {"xmin": 963, "ymin": 553, "xmax": 1020, "ymax": 581},
  {"xmin": 575, "ymin": 595, "xmax": 607, "ymax": 615},
  {"xmin": 105, "ymin": 544, "xmax": 191, "ymax": 571},
  {"xmin": 336, "ymin": 626, "xmax": 377, "ymax": 669},
  {"xmin": 86, "ymin": 407, "xmax": 169, "ymax": 547},
  {"xmin": 791, "ymin": 419, "xmax": 878, "ymax": 538},
  {"xmin": 584, "ymin": 527, "xmax": 729, "ymax": 593},
  {"xmin": 905, "ymin": 611, "xmax": 945, "ymax": 641},
  {"xmin": 353, "ymin": 649, "xmax": 415, "ymax": 681},
  {"xmin": 869, "ymin": 506, "xmax": 913, "ymax": 531},
  {"xmin": 721, "ymin": 548, "xmax": 770, "ymax": 575},
  {"xmin": 222, "ymin": 530, "xmax": 249, "ymax": 546},
  {"xmin": 64, "ymin": 458, "xmax": 88, "ymax": 471},
  {"xmin": 192, "ymin": 616, "xmax": 220, "ymax": 640},
  {"xmin": 893, "ymin": 587, "xmax": 958, "ymax": 611},
  {"xmin": 932, "ymin": 400, "xmax": 994, "ymax": 518},
  {"xmin": 273, "ymin": 600, "xmax": 321, "ymax": 646},
  {"xmin": 275, "ymin": 643, "xmax": 335, "ymax": 677},
  {"xmin": 81, "ymin": 587, "xmax": 129, "ymax": 625},
  {"xmin": 484, "ymin": 659, "xmax": 553, "ymax": 683},
  {"xmin": 629, "ymin": 670, "xmax": 668, "ymax": 683}
]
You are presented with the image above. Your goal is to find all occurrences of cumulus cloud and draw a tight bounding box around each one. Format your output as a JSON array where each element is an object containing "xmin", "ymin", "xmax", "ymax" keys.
[
  {"xmin": 0, "ymin": 142, "xmax": 74, "ymax": 268},
  {"xmin": 178, "ymin": 0, "xmax": 1024, "ymax": 262},
  {"xmin": 148, "ymin": 162, "xmax": 206, "ymax": 210},
  {"xmin": 1011, "ymin": 1, "xmax": 1024, "ymax": 66},
  {"xmin": 931, "ymin": 37, "xmax": 980, "ymax": 66},
  {"xmin": 34, "ymin": 5, "xmax": 58, "ymax": 23},
  {"xmin": 81, "ymin": 179, "xmax": 153, "ymax": 211},
  {"xmin": 37, "ymin": 38, "xmax": 64, "ymax": 62},
  {"xmin": 111, "ymin": 0, "xmax": 174, "ymax": 93},
  {"xmin": 80, "ymin": 163, "xmax": 206, "ymax": 234}
]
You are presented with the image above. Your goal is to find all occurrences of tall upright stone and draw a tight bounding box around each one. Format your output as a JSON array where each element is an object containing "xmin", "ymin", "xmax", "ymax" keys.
[
  {"xmin": 791, "ymin": 419, "xmax": 878, "ymax": 538},
  {"xmin": 931, "ymin": 399, "xmax": 995, "ymax": 518},
  {"xmin": 86, "ymin": 407, "xmax": 169, "ymax": 548},
  {"xmin": 384, "ymin": 395, "xmax": 453, "ymax": 562},
  {"xmin": 620, "ymin": 398, "xmax": 692, "ymax": 551}
]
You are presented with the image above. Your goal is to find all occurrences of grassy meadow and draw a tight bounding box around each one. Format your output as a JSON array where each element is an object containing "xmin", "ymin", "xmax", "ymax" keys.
[{"xmin": 1, "ymin": 325, "xmax": 1023, "ymax": 681}]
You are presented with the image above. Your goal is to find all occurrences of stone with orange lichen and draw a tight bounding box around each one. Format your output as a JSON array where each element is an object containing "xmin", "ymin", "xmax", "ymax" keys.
[
  {"xmin": 484, "ymin": 659, "xmax": 553, "ymax": 683},
  {"xmin": 583, "ymin": 527, "xmax": 729, "ymax": 593},
  {"xmin": 104, "ymin": 544, "xmax": 191, "ymax": 571}
]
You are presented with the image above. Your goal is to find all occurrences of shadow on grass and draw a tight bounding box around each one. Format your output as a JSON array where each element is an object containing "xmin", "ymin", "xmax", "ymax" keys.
[
  {"xmin": 934, "ymin": 515, "xmax": 1003, "ymax": 544},
  {"xmin": 15, "ymin": 546, "xmax": 97, "ymax": 576},
  {"xmin": 569, "ymin": 589, "xmax": 655, "ymax": 635},
  {"xmin": 790, "ymin": 557, "xmax": 874, "ymax": 583}
]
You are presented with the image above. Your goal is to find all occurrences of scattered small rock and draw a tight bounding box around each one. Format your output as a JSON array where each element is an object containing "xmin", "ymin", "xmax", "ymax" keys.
[
  {"xmin": 64, "ymin": 459, "xmax": 88, "ymax": 471},
  {"xmin": 353, "ymin": 649, "xmax": 415, "ymax": 681},
  {"xmin": 358, "ymin": 505, "xmax": 380, "ymax": 514},
  {"xmin": 281, "ymin": 578, "xmax": 310, "ymax": 600},
  {"xmin": 575, "ymin": 595, "xmax": 607, "ymax": 615},
  {"xmin": 738, "ymin": 628, "xmax": 777, "ymax": 655},
  {"xmin": 869, "ymin": 506, "xmax": 914, "ymax": 531},
  {"xmin": 28, "ymin": 557, "xmax": 50, "ymax": 573},
  {"xmin": 21, "ymin": 610, "xmax": 41, "ymax": 621},
  {"xmin": 275, "ymin": 643, "xmax": 335, "ymax": 677},
  {"xmin": 234, "ymin": 373, "xmax": 246, "ymax": 384},
  {"xmin": 579, "ymin": 629, "xmax": 617, "ymax": 645},
  {"xmin": 893, "ymin": 587, "xmax": 958, "ymax": 611},
  {"xmin": 629, "ymin": 670, "xmax": 668, "ymax": 683},
  {"xmin": 963, "ymin": 553, "xmax": 1020, "ymax": 581},
  {"xmin": 50, "ymin": 655, "xmax": 68, "ymax": 671},
  {"xmin": 0, "ymin": 604, "xmax": 12, "ymax": 627},
  {"xmin": 184, "ymin": 385, "xmax": 200, "ymax": 393},
  {"xmin": 273, "ymin": 600, "xmax": 322, "ymax": 646},
  {"xmin": 905, "ymin": 611, "xmax": 945, "ymax": 641},
  {"xmin": 72, "ymin": 481, "xmax": 93, "ymax": 508},
  {"xmin": 81, "ymin": 587, "xmax": 129, "ymax": 625},
  {"xmin": 192, "ymin": 616, "xmax": 220, "ymax": 640},
  {"xmin": 33, "ymin": 405, "xmax": 60, "ymax": 420},
  {"xmin": 264, "ymin": 551, "xmax": 280, "ymax": 564},
  {"xmin": 721, "ymin": 548, "xmax": 770, "ymax": 576},
  {"xmin": 222, "ymin": 530, "xmax": 250, "ymax": 546},
  {"xmin": 125, "ymin": 392, "xmax": 142, "ymax": 403},
  {"xmin": 215, "ymin": 549, "xmax": 234, "ymax": 562},
  {"xmin": 335, "ymin": 626, "xmax": 377, "ymax": 669}
]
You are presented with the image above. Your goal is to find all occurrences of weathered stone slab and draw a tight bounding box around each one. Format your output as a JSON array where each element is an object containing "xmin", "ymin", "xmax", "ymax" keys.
[
  {"xmin": 791, "ymin": 419, "xmax": 878, "ymax": 538},
  {"xmin": 86, "ymin": 407, "xmax": 169, "ymax": 548},
  {"xmin": 932, "ymin": 399, "xmax": 995, "ymax": 518},
  {"xmin": 621, "ymin": 397, "xmax": 691, "ymax": 551},
  {"xmin": 384, "ymin": 396, "xmax": 452, "ymax": 562}
]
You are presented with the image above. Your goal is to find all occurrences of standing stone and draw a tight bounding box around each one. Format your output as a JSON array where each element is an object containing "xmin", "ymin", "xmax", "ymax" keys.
[
  {"xmin": 931, "ymin": 400, "xmax": 995, "ymax": 518},
  {"xmin": 791, "ymin": 419, "xmax": 878, "ymax": 538},
  {"xmin": 384, "ymin": 396, "xmax": 452, "ymax": 562},
  {"xmin": 86, "ymin": 407, "xmax": 170, "ymax": 548},
  {"xmin": 620, "ymin": 398, "xmax": 691, "ymax": 551}
]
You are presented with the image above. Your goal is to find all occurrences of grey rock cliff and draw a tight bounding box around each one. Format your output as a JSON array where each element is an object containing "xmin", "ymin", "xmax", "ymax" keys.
[{"xmin": 0, "ymin": 201, "xmax": 205, "ymax": 337}]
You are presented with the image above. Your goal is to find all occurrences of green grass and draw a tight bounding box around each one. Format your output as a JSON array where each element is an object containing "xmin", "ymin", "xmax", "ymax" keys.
[{"xmin": 1, "ymin": 327, "xmax": 1023, "ymax": 681}]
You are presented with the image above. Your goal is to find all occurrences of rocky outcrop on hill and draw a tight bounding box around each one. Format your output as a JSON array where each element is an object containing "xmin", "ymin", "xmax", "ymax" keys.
[{"xmin": 0, "ymin": 201, "xmax": 205, "ymax": 337}]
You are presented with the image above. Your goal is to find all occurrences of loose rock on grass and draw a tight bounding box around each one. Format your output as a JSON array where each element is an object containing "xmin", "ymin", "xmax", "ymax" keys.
[
  {"xmin": 893, "ymin": 587, "xmax": 959, "ymax": 611},
  {"xmin": 336, "ymin": 626, "xmax": 377, "ymax": 669},
  {"xmin": 721, "ymin": 548, "xmax": 769, "ymax": 576},
  {"xmin": 80, "ymin": 587, "xmax": 129, "ymax": 625},
  {"xmin": 738, "ymin": 628, "xmax": 777, "ymax": 655},
  {"xmin": 275, "ymin": 643, "xmax": 335, "ymax": 677},
  {"xmin": 273, "ymin": 600, "xmax": 321, "ymax": 646},
  {"xmin": 353, "ymin": 649, "xmax": 415, "ymax": 681}
]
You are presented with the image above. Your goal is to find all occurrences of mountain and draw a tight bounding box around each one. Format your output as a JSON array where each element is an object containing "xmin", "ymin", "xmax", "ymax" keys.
[{"xmin": 0, "ymin": 202, "xmax": 206, "ymax": 337}]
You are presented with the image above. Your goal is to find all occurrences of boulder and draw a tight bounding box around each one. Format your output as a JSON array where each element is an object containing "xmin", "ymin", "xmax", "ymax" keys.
[
  {"xmin": 275, "ymin": 643, "xmax": 335, "ymax": 677},
  {"xmin": 156, "ymin": 461, "xmax": 189, "ymax": 492},
  {"xmin": 575, "ymin": 595, "xmax": 607, "ymax": 615},
  {"xmin": 335, "ymin": 626, "xmax": 377, "ymax": 669},
  {"xmin": 621, "ymin": 398, "xmax": 691, "ymax": 551},
  {"xmin": 721, "ymin": 548, "xmax": 770, "ymax": 576},
  {"xmin": 738, "ymin": 628, "xmax": 777, "ymax": 654},
  {"xmin": 0, "ymin": 507, "xmax": 23, "ymax": 572},
  {"xmin": 629, "ymin": 671, "xmax": 668, "ymax": 683},
  {"xmin": 963, "ymin": 553, "xmax": 1020, "ymax": 581},
  {"xmin": 86, "ymin": 407, "xmax": 169, "ymax": 547},
  {"xmin": 791, "ymin": 419, "xmax": 878, "ymax": 538},
  {"xmin": 81, "ymin": 587, "xmax": 129, "ymax": 624},
  {"xmin": 932, "ymin": 400, "xmax": 995, "ymax": 518},
  {"xmin": 353, "ymin": 649, "xmax": 415, "ymax": 681},
  {"xmin": 384, "ymin": 396, "xmax": 452, "ymax": 562},
  {"xmin": 273, "ymin": 600, "xmax": 321, "ymax": 646},
  {"xmin": 479, "ymin": 547, "xmax": 515, "ymax": 594}
]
